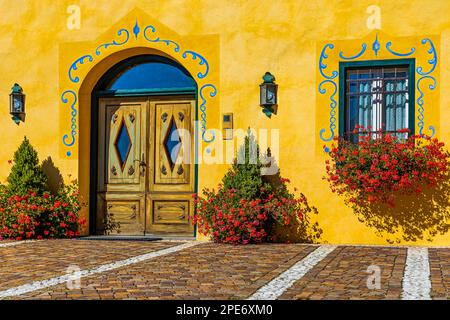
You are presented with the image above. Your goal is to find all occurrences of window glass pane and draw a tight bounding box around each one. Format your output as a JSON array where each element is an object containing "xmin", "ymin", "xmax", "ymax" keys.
[
  {"xmin": 348, "ymin": 72, "xmax": 358, "ymax": 80},
  {"xmin": 345, "ymin": 65, "xmax": 410, "ymax": 139},
  {"xmin": 385, "ymin": 93, "xmax": 395, "ymax": 131},
  {"xmin": 106, "ymin": 61, "xmax": 196, "ymax": 90},
  {"xmin": 348, "ymin": 96, "xmax": 358, "ymax": 131}
]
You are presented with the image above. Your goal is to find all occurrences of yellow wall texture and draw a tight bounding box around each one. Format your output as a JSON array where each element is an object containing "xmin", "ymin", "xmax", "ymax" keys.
[{"xmin": 0, "ymin": 0, "xmax": 449, "ymax": 245}]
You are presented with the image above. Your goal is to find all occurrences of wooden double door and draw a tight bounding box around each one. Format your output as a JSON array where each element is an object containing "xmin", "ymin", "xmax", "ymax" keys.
[{"xmin": 97, "ymin": 97, "xmax": 195, "ymax": 236}]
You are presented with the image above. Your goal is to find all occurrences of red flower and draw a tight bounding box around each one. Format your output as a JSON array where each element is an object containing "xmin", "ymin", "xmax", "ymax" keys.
[{"xmin": 324, "ymin": 127, "xmax": 450, "ymax": 207}]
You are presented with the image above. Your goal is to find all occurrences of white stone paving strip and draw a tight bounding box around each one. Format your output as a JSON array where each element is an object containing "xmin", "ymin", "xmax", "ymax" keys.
[
  {"xmin": 247, "ymin": 245, "xmax": 337, "ymax": 300},
  {"xmin": 0, "ymin": 240, "xmax": 36, "ymax": 248},
  {"xmin": 0, "ymin": 241, "xmax": 199, "ymax": 299},
  {"xmin": 401, "ymin": 247, "xmax": 432, "ymax": 300}
]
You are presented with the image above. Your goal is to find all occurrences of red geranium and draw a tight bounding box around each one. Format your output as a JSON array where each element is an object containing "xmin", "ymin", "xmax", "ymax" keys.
[
  {"xmin": 0, "ymin": 182, "xmax": 86, "ymax": 240},
  {"xmin": 324, "ymin": 127, "xmax": 450, "ymax": 208},
  {"xmin": 192, "ymin": 184, "xmax": 314, "ymax": 245}
]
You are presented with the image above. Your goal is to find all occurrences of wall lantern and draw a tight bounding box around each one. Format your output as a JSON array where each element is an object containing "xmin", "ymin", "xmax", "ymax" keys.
[
  {"xmin": 259, "ymin": 72, "xmax": 278, "ymax": 117},
  {"xmin": 9, "ymin": 83, "xmax": 25, "ymax": 125}
]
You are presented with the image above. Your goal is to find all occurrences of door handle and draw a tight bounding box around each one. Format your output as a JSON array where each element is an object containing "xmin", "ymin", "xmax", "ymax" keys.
[
  {"xmin": 134, "ymin": 153, "xmax": 146, "ymax": 177},
  {"xmin": 134, "ymin": 159, "xmax": 147, "ymax": 167}
]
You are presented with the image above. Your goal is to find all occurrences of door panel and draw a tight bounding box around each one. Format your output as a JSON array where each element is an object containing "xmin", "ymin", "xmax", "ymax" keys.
[
  {"xmin": 105, "ymin": 103, "xmax": 145, "ymax": 191},
  {"xmin": 97, "ymin": 99, "xmax": 147, "ymax": 235},
  {"xmin": 152, "ymin": 101, "xmax": 194, "ymax": 191},
  {"xmin": 153, "ymin": 200, "xmax": 190, "ymax": 225},
  {"xmin": 104, "ymin": 197, "xmax": 145, "ymax": 235},
  {"xmin": 146, "ymin": 99, "xmax": 195, "ymax": 235},
  {"xmin": 146, "ymin": 194, "xmax": 194, "ymax": 235}
]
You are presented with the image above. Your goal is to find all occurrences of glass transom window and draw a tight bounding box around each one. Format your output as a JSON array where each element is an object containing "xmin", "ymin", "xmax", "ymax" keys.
[{"xmin": 344, "ymin": 66, "xmax": 412, "ymax": 142}]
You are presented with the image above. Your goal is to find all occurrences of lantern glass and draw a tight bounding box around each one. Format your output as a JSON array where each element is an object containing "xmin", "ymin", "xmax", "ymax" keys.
[
  {"xmin": 11, "ymin": 94, "xmax": 24, "ymax": 113},
  {"xmin": 265, "ymin": 83, "xmax": 277, "ymax": 105},
  {"xmin": 260, "ymin": 83, "xmax": 277, "ymax": 106},
  {"xmin": 9, "ymin": 83, "xmax": 25, "ymax": 117}
]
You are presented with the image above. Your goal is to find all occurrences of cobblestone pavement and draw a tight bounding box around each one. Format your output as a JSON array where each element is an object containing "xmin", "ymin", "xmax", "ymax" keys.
[
  {"xmin": 428, "ymin": 248, "xmax": 450, "ymax": 299},
  {"xmin": 279, "ymin": 246, "xmax": 407, "ymax": 300},
  {"xmin": 0, "ymin": 240, "xmax": 448, "ymax": 300},
  {"xmin": 0, "ymin": 240, "xmax": 178, "ymax": 291}
]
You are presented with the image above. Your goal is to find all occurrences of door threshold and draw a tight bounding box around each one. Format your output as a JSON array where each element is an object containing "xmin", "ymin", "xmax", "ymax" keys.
[{"xmin": 77, "ymin": 235, "xmax": 196, "ymax": 242}]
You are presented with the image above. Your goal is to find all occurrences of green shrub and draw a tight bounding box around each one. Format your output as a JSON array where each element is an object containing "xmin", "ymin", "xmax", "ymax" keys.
[
  {"xmin": 7, "ymin": 137, "xmax": 47, "ymax": 195},
  {"xmin": 222, "ymin": 132, "xmax": 272, "ymax": 200},
  {"xmin": 194, "ymin": 130, "xmax": 322, "ymax": 244}
]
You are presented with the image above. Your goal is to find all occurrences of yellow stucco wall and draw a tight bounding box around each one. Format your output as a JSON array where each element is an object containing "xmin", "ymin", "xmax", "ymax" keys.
[{"xmin": 0, "ymin": 0, "xmax": 449, "ymax": 245}]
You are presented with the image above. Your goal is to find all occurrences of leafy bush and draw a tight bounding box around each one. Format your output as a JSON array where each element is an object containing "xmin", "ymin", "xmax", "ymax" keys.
[
  {"xmin": 324, "ymin": 127, "xmax": 450, "ymax": 208},
  {"xmin": 221, "ymin": 134, "xmax": 271, "ymax": 200},
  {"xmin": 0, "ymin": 137, "xmax": 86, "ymax": 240},
  {"xmin": 7, "ymin": 137, "xmax": 47, "ymax": 195},
  {"xmin": 0, "ymin": 182, "xmax": 86, "ymax": 240},
  {"xmin": 193, "ymin": 131, "xmax": 320, "ymax": 244}
]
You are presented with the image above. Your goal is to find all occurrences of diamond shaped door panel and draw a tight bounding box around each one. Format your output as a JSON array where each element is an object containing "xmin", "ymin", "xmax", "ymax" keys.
[
  {"xmin": 163, "ymin": 117, "xmax": 182, "ymax": 170},
  {"xmin": 115, "ymin": 121, "xmax": 132, "ymax": 170},
  {"xmin": 106, "ymin": 104, "xmax": 143, "ymax": 188},
  {"xmin": 154, "ymin": 102, "xmax": 191, "ymax": 186}
]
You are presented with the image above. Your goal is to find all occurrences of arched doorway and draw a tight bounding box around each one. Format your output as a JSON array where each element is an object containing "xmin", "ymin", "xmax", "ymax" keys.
[{"xmin": 90, "ymin": 54, "xmax": 197, "ymax": 237}]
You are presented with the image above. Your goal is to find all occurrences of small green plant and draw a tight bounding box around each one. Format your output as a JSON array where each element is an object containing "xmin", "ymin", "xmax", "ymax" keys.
[
  {"xmin": 7, "ymin": 137, "xmax": 47, "ymax": 195},
  {"xmin": 222, "ymin": 130, "xmax": 276, "ymax": 201}
]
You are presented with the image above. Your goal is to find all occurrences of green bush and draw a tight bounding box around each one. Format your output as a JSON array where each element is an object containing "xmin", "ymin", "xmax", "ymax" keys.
[
  {"xmin": 194, "ymin": 130, "xmax": 322, "ymax": 244},
  {"xmin": 222, "ymin": 132, "xmax": 272, "ymax": 200},
  {"xmin": 7, "ymin": 137, "xmax": 47, "ymax": 195}
]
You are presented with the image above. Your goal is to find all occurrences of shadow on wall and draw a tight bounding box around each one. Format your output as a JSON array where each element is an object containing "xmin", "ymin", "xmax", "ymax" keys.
[
  {"xmin": 41, "ymin": 157, "xmax": 64, "ymax": 194},
  {"xmin": 353, "ymin": 179, "xmax": 450, "ymax": 244},
  {"xmin": 263, "ymin": 154, "xmax": 323, "ymax": 244}
]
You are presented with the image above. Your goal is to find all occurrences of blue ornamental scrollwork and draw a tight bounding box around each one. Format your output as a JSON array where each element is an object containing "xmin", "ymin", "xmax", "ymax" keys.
[
  {"xmin": 182, "ymin": 51, "xmax": 209, "ymax": 79},
  {"xmin": 415, "ymin": 38, "xmax": 438, "ymax": 137},
  {"xmin": 385, "ymin": 41, "xmax": 415, "ymax": 57},
  {"xmin": 199, "ymin": 84, "xmax": 217, "ymax": 142},
  {"xmin": 416, "ymin": 75, "xmax": 437, "ymax": 137},
  {"xmin": 143, "ymin": 25, "xmax": 180, "ymax": 53},
  {"xmin": 318, "ymin": 43, "xmax": 338, "ymax": 143},
  {"xmin": 339, "ymin": 43, "xmax": 367, "ymax": 60},
  {"xmin": 68, "ymin": 55, "xmax": 93, "ymax": 83},
  {"xmin": 63, "ymin": 20, "xmax": 219, "ymax": 156},
  {"xmin": 318, "ymin": 80, "xmax": 338, "ymax": 142},
  {"xmin": 61, "ymin": 90, "xmax": 78, "ymax": 153},
  {"xmin": 319, "ymin": 44, "xmax": 338, "ymax": 79},
  {"xmin": 95, "ymin": 28, "xmax": 130, "ymax": 56},
  {"xmin": 417, "ymin": 38, "xmax": 437, "ymax": 76}
]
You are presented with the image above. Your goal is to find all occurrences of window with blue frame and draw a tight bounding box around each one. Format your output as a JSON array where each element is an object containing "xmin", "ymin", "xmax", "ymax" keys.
[{"xmin": 341, "ymin": 61, "xmax": 415, "ymax": 143}]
